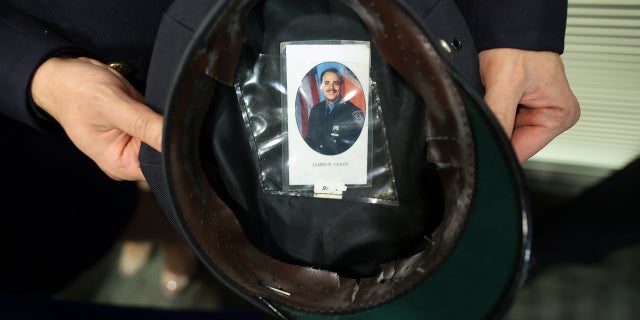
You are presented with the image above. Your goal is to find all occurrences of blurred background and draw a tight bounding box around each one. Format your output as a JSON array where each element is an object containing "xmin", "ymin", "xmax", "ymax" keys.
[
  {"xmin": 509, "ymin": 0, "xmax": 640, "ymax": 318},
  {"xmin": 7, "ymin": 0, "xmax": 640, "ymax": 319}
]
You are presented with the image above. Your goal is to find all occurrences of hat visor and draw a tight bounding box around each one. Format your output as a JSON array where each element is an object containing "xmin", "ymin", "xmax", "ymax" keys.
[{"xmin": 282, "ymin": 72, "xmax": 531, "ymax": 319}]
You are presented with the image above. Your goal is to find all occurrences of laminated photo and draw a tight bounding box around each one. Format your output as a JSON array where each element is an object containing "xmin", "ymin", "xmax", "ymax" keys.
[{"xmin": 282, "ymin": 41, "xmax": 371, "ymax": 191}]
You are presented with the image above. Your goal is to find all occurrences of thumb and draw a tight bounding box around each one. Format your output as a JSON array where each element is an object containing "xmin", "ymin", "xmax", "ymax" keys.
[
  {"xmin": 482, "ymin": 79, "xmax": 524, "ymax": 139},
  {"xmin": 112, "ymin": 98, "xmax": 164, "ymax": 152}
]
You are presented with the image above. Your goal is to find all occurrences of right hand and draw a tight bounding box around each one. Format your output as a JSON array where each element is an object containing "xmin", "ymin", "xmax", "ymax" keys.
[{"xmin": 478, "ymin": 48, "xmax": 581, "ymax": 163}]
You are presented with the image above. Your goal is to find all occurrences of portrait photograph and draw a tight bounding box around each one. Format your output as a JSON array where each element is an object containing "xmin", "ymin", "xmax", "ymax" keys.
[
  {"xmin": 282, "ymin": 41, "xmax": 371, "ymax": 191},
  {"xmin": 295, "ymin": 62, "xmax": 366, "ymax": 156}
]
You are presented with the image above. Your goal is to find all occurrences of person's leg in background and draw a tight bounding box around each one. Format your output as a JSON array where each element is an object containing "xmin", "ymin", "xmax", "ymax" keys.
[
  {"xmin": 118, "ymin": 181, "xmax": 197, "ymax": 298},
  {"xmin": 530, "ymin": 157, "xmax": 640, "ymax": 274},
  {"xmin": 0, "ymin": 112, "xmax": 198, "ymax": 298}
]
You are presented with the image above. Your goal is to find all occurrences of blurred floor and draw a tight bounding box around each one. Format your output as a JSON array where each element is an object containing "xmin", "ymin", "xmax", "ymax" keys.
[
  {"xmin": 52, "ymin": 235, "xmax": 640, "ymax": 320},
  {"xmin": 55, "ymin": 241, "xmax": 259, "ymax": 314},
  {"xmin": 50, "ymin": 161, "xmax": 640, "ymax": 320},
  {"xmin": 506, "ymin": 243, "xmax": 640, "ymax": 320}
]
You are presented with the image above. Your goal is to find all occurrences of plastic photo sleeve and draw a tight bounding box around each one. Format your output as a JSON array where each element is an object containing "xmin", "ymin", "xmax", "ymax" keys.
[{"xmin": 234, "ymin": 40, "xmax": 397, "ymax": 204}]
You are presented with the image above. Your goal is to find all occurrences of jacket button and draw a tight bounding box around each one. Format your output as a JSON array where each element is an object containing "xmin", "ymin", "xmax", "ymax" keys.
[
  {"xmin": 451, "ymin": 38, "xmax": 463, "ymax": 51},
  {"xmin": 108, "ymin": 62, "xmax": 133, "ymax": 76}
]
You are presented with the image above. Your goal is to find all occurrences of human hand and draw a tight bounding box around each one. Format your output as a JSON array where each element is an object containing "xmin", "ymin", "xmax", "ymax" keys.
[
  {"xmin": 31, "ymin": 56, "xmax": 163, "ymax": 181},
  {"xmin": 478, "ymin": 48, "xmax": 580, "ymax": 163}
]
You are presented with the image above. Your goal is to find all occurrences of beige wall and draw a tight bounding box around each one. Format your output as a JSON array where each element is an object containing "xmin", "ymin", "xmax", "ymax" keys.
[{"xmin": 524, "ymin": 0, "xmax": 640, "ymax": 192}]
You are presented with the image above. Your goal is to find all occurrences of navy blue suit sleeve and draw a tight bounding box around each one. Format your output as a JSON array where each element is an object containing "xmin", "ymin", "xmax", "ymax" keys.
[
  {"xmin": 453, "ymin": 0, "xmax": 568, "ymax": 53},
  {"xmin": 0, "ymin": 3, "xmax": 81, "ymax": 131}
]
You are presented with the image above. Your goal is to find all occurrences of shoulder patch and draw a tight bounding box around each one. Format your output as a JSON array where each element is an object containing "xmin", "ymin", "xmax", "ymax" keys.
[{"xmin": 352, "ymin": 110, "xmax": 365, "ymax": 126}]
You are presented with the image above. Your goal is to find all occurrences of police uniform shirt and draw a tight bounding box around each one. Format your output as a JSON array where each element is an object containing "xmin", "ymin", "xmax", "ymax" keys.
[{"xmin": 305, "ymin": 98, "xmax": 365, "ymax": 155}]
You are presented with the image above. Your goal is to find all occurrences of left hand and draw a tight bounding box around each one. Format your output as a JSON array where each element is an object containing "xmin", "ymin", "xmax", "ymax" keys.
[
  {"xmin": 479, "ymin": 48, "xmax": 580, "ymax": 163},
  {"xmin": 31, "ymin": 56, "xmax": 163, "ymax": 181}
]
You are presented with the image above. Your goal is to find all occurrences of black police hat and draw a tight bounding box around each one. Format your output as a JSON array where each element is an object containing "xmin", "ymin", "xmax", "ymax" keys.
[{"xmin": 140, "ymin": 0, "xmax": 531, "ymax": 318}]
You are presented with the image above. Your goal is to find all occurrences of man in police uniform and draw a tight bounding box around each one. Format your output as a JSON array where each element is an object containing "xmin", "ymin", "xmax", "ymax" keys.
[{"xmin": 305, "ymin": 68, "xmax": 365, "ymax": 155}]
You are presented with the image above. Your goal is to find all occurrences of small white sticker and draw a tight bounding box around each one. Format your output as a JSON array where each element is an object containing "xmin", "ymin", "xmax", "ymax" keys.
[{"xmin": 314, "ymin": 180, "xmax": 348, "ymax": 199}]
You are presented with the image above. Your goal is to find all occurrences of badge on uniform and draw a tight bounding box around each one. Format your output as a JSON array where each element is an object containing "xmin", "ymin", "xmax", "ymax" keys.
[
  {"xmin": 331, "ymin": 125, "xmax": 340, "ymax": 137},
  {"xmin": 352, "ymin": 110, "xmax": 365, "ymax": 126}
]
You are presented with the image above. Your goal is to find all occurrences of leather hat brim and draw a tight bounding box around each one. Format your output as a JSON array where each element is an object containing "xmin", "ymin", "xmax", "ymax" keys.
[{"xmin": 285, "ymin": 74, "xmax": 531, "ymax": 319}]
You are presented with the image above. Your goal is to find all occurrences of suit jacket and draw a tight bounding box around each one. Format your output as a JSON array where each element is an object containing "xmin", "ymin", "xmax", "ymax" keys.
[
  {"xmin": 0, "ymin": 0, "xmax": 567, "ymax": 132},
  {"xmin": 0, "ymin": 0, "xmax": 172, "ymax": 131}
]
